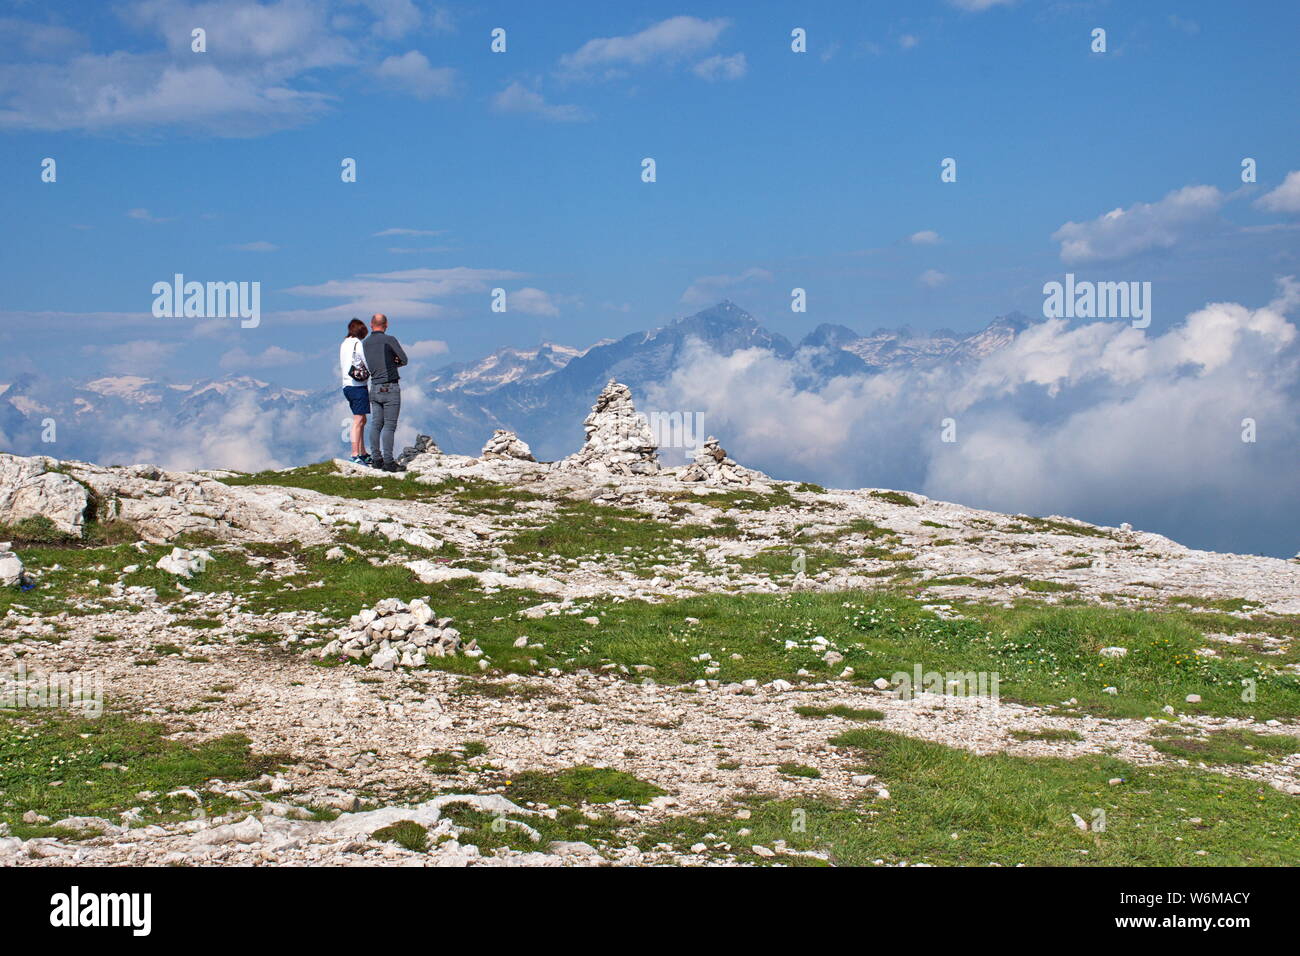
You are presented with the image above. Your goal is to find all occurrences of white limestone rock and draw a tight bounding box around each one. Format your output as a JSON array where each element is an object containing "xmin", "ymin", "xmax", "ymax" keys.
[
  {"xmin": 0, "ymin": 549, "xmax": 24, "ymax": 587},
  {"xmin": 156, "ymin": 547, "xmax": 213, "ymax": 578},
  {"xmin": 0, "ymin": 454, "xmax": 90, "ymax": 536},
  {"xmin": 1, "ymin": 454, "xmax": 330, "ymax": 545}
]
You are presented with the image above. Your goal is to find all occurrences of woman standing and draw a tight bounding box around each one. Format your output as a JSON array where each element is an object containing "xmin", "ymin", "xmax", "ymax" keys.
[{"xmin": 340, "ymin": 318, "xmax": 373, "ymax": 466}]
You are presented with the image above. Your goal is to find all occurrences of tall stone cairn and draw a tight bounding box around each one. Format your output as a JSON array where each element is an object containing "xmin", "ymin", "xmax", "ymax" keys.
[{"xmin": 562, "ymin": 380, "xmax": 660, "ymax": 476}]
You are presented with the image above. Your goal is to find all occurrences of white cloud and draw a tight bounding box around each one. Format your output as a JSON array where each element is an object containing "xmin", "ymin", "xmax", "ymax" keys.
[
  {"xmin": 374, "ymin": 50, "xmax": 454, "ymax": 98},
  {"xmin": 908, "ymin": 230, "xmax": 941, "ymax": 244},
  {"xmin": 1051, "ymin": 185, "xmax": 1227, "ymax": 264},
  {"xmin": 647, "ymin": 277, "xmax": 1300, "ymax": 556},
  {"xmin": 0, "ymin": 56, "xmax": 335, "ymax": 135},
  {"xmin": 281, "ymin": 266, "xmax": 528, "ymax": 322},
  {"xmin": 128, "ymin": 208, "xmax": 173, "ymax": 223},
  {"xmin": 681, "ymin": 268, "xmax": 772, "ymax": 305},
  {"xmin": 899, "ymin": 34, "xmax": 920, "ymax": 50},
  {"xmin": 1255, "ymin": 170, "xmax": 1300, "ymax": 214},
  {"xmin": 947, "ymin": 0, "xmax": 1016, "ymax": 10},
  {"xmin": 429, "ymin": 7, "xmax": 455, "ymax": 33},
  {"xmin": 919, "ymin": 269, "xmax": 948, "ymax": 287},
  {"xmin": 83, "ymin": 340, "xmax": 180, "ymax": 374},
  {"xmin": 372, "ymin": 227, "xmax": 443, "ymax": 237},
  {"xmin": 218, "ymin": 345, "xmax": 307, "ymax": 369},
  {"xmin": 508, "ymin": 288, "xmax": 560, "ymax": 317},
  {"xmin": 0, "ymin": 1, "xmax": 447, "ymax": 135},
  {"xmin": 405, "ymin": 339, "xmax": 450, "ymax": 359},
  {"xmin": 491, "ymin": 81, "xmax": 589, "ymax": 122},
  {"xmin": 560, "ymin": 16, "xmax": 731, "ymax": 77},
  {"xmin": 233, "ymin": 240, "xmax": 278, "ymax": 252},
  {"xmin": 355, "ymin": 0, "xmax": 424, "ymax": 40},
  {"xmin": 692, "ymin": 52, "xmax": 747, "ymax": 81},
  {"xmin": 0, "ymin": 17, "xmax": 86, "ymax": 58}
]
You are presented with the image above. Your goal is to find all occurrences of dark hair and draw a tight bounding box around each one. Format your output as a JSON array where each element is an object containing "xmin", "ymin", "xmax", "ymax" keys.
[{"xmin": 347, "ymin": 318, "xmax": 367, "ymax": 339}]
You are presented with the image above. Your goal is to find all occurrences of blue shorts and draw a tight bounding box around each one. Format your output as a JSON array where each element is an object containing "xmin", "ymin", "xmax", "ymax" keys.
[{"xmin": 343, "ymin": 385, "xmax": 370, "ymax": 416}]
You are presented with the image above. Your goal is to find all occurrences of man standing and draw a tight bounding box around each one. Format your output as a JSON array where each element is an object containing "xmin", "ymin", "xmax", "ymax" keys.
[{"xmin": 362, "ymin": 313, "xmax": 409, "ymax": 472}]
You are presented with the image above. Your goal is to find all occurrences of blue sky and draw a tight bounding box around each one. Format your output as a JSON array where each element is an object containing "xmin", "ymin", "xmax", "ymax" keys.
[{"xmin": 1, "ymin": 0, "xmax": 1298, "ymax": 388}]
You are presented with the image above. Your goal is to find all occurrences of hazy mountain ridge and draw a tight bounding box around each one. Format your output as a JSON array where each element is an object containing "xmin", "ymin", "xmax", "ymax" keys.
[
  {"xmin": 422, "ymin": 302, "xmax": 1033, "ymax": 458},
  {"xmin": 0, "ymin": 302, "xmax": 1029, "ymax": 467}
]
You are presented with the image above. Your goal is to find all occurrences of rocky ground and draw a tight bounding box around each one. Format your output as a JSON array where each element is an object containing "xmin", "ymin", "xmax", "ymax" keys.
[{"xmin": 0, "ymin": 382, "xmax": 1297, "ymax": 867}]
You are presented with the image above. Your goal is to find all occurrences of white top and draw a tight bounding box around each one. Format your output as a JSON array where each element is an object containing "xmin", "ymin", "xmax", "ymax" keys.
[{"xmin": 340, "ymin": 337, "xmax": 366, "ymax": 387}]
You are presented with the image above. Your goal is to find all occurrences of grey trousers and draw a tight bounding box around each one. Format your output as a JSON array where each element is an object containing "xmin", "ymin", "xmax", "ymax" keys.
[{"xmin": 368, "ymin": 383, "xmax": 400, "ymax": 462}]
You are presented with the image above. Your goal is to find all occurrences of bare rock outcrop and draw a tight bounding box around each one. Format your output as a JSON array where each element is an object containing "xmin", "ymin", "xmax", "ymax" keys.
[
  {"xmin": 560, "ymin": 380, "xmax": 660, "ymax": 477},
  {"xmin": 678, "ymin": 436, "xmax": 759, "ymax": 487},
  {"xmin": 77, "ymin": 463, "xmax": 329, "ymax": 544},
  {"xmin": 480, "ymin": 429, "xmax": 536, "ymax": 461},
  {"xmin": 0, "ymin": 453, "xmax": 329, "ymax": 544},
  {"xmin": 0, "ymin": 455, "xmax": 91, "ymax": 535}
]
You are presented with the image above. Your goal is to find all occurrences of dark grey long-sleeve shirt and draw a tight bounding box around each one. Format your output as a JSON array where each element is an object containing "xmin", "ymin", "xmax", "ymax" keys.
[{"xmin": 361, "ymin": 331, "xmax": 408, "ymax": 385}]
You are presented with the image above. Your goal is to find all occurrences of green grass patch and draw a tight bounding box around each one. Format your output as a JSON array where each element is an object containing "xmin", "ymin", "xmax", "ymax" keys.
[
  {"xmin": 370, "ymin": 819, "xmax": 429, "ymax": 851},
  {"xmin": 1151, "ymin": 728, "xmax": 1299, "ymax": 766},
  {"xmin": 1006, "ymin": 517, "xmax": 1112, "ymax": 539},
  {"xmin": 502, "ymin": 500, "xmax": 731, "ymax": 562},
  {"xmin": 503, "ymin": 765, "xmax": 665, "ymax": 806},
  {"xmin": 794, "ymin": 705, "xmax": 885, "ymax": 722},
  {"xmin": 778, "ymin": 762, "xmax": 822, "ymax": 779},
  {"xmin": 0, "ymin": 710, "xmax": 283, "ymax": 837},
  {"xmin": 869, "ymin": 490, "xmax": 918, "ymax": 508}
]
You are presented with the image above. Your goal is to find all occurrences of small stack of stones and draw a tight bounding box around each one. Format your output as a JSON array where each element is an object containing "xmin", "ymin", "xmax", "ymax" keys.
[
  {"xmin": 319, "ymin": 597, "xmax": 479, "ymax": 670},
  {"xmin": 678, "ymin": 436, "xmax": 754, "ymax": 487},
  {"xmin": 395, "ymin": 434, "xmax": 441, "ymax": 467},
  {"xmin": 480, "ymin": 429, "xmax": 536, "ymax": 461}
]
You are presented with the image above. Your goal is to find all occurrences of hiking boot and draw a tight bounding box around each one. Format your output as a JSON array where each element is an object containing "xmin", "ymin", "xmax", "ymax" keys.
[
  {"xmin": 348, "ymin": 455, "xmax": 366, "ymax": 465},
  {"xmin": 359, "ymin": 453, "xmax": 374, "ymax": 466},
  {"xmin": 383, "ymin": 460, "xmax": 406, "ymax": 473}
]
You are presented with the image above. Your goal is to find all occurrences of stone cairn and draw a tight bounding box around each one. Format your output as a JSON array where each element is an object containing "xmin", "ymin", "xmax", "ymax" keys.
[
  {"xmin": 561, "ymin": 380, "xmax": 660, "ymax": 476},
  {"xmin": 480, "ymin": 429, "xmax": 536, "ymax": 461},
  {"xmin": 319, "ymin": 597, "xmax": 476, "ymax": 671},
  {"xmin": 395, "ymin": 434, "xmax": 441, "ymax": 467},
  {"xmin": 678, "ymin": 436, "xmax": 753, "ymax": 487}
]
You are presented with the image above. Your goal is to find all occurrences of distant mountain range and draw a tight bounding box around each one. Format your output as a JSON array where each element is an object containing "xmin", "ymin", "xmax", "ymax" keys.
[
  {"xmin": 0, "ymin": 302, "xmax": 1032, "ymax": 469},
  {"xmin": 424, "ymin": 301, "xmax": 1031, "ymax": 458}
]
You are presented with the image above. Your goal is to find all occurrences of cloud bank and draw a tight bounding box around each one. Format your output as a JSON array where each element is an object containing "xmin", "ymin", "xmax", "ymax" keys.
[{"xmin": 648, "ymin": 281, "xmax": 1300, "ymax": 557}]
